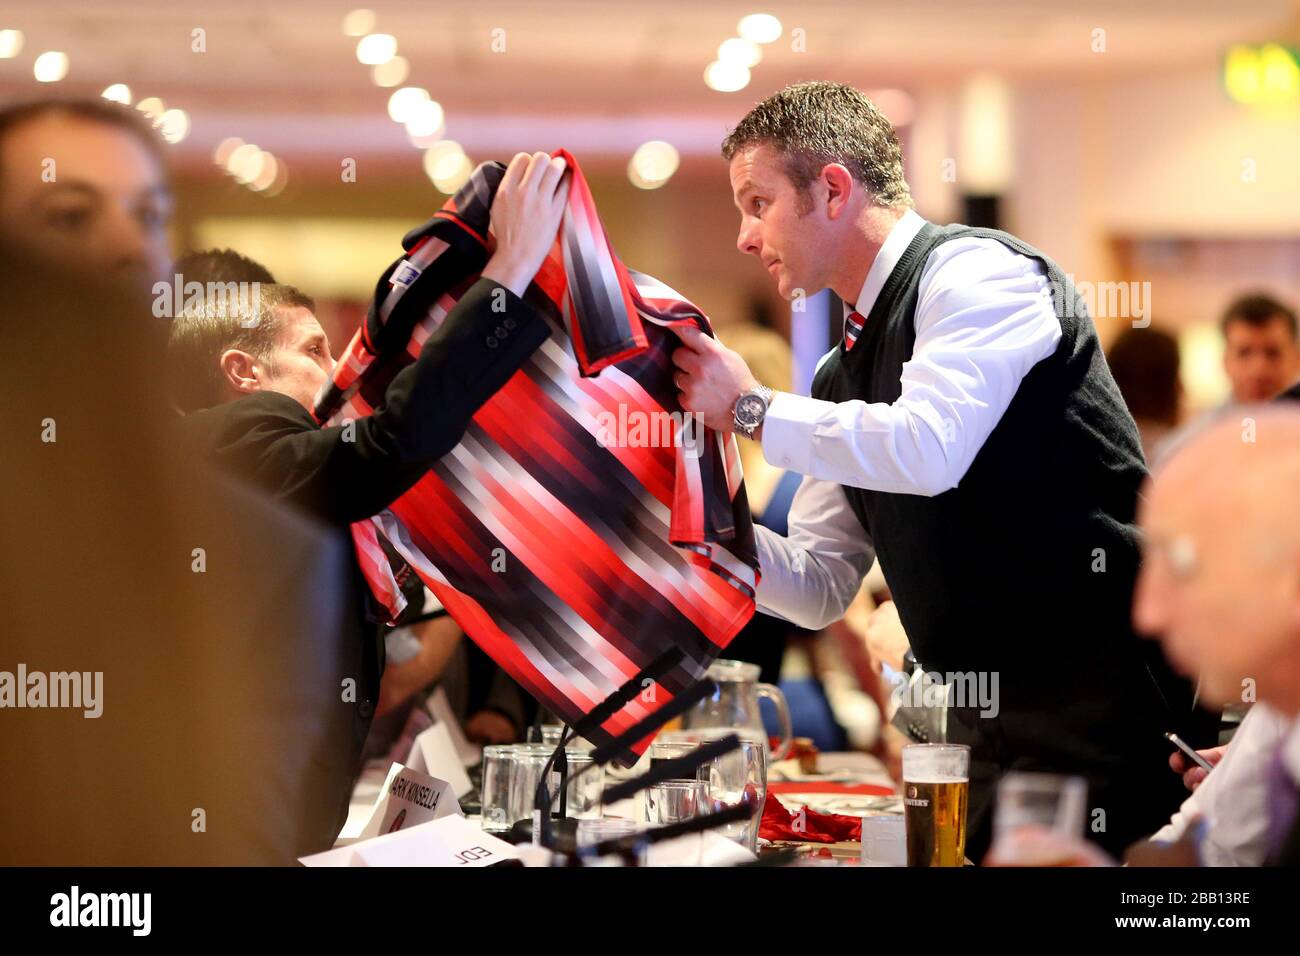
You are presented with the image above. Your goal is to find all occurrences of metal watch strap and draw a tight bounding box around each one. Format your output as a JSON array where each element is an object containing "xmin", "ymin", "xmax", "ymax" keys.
[{"xmin": 733, "ymin": 385, "xmax": 774, "ymax": 437}]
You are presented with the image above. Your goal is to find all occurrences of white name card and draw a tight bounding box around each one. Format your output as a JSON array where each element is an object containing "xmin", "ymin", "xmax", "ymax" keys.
[
  {"xmin": 356, "ymin": 761, "xmax": 460, "ymax": 840},
  {"xmin": 353, "ymin": 815, "xmax": 519, "ymax": 867},
  {"xmin": 406, "ymin": 721, "xmax": 474, "ymax": 798}
]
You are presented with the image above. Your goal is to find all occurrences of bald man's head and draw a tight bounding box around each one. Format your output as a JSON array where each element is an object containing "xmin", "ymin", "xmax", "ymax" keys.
[{"xmin": 1134, "ymin": 406, "xmax": 1300, "ymax": 713}]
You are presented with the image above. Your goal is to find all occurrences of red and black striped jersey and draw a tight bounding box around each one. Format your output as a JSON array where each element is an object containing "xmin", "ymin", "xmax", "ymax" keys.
[{"xmin": 315, "ymin": 150, "xmax": 758, "ymax": 759}]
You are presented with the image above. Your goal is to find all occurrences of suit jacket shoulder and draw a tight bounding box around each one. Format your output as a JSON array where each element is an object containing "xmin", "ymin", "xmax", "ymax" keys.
[{"xmin": 178, "ymin": 278, "xmax": 550, "ymax": 525}]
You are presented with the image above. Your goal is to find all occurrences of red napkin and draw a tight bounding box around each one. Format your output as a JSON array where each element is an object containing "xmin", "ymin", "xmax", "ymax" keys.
[
  {"xmin": 760, "ymin": 795, "xmax": 864, "ymax": 844},
  {"xmin": 767, "ymin": 781, "xmax": 895, "ymax": 796}
]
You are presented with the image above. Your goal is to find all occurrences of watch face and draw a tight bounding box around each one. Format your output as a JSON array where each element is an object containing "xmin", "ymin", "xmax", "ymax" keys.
[{"xmin": 736, "ymin": 394, "xmax": 765, "ymax": 426}]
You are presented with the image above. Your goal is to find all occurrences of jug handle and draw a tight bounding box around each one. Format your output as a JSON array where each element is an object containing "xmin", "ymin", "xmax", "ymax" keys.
[{"xmin": 756, "ymin": 682, "xmax": 793, "ymax": 762}]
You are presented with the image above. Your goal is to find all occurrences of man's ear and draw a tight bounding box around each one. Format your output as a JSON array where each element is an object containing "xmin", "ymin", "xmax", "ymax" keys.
[
  {"xmin": 218, "ymin": 348, "xmax": 263, "ymax": 395},
  {"xmin": 822, "ymin": 164, "xmax": 856, "ymax": 220}
]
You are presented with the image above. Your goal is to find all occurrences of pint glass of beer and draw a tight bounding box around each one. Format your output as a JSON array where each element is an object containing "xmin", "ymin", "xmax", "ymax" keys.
[{"xmin": 902, "ymin": 743, "xmax": 969, "ymax": 867}]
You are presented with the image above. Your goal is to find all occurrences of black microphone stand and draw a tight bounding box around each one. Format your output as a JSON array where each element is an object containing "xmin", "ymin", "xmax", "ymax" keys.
[
  {"xmin": 530, "ymin": 647, "xmax": 689, "ymax": 851},
  {"xmin": 533, "ymin": 722, "xmax": 574, "ymax": 850}
]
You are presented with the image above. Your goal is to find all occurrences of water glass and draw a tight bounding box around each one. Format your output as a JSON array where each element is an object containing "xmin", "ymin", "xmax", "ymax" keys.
[
  {"xmin": 479, "ymin": 744, "xmax": 519, "ymax": 834},
  {"xmin": 700, "ymin": 732, "xmax": 768, "ymax": 853},
  {"xmin": 645, "ymin": 779, "xmax": 708, "ymax": 826},
  {"xmin": 989, "ymin": 772, "xmax": 1088, "ymax": 866},
  {"xmin": 575, "ymin": 817, "xmax": 644, "ymax": 866}
]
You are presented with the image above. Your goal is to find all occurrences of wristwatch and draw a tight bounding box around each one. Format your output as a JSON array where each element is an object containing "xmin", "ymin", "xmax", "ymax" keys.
[{"xmin": 733, "ymin": 384, "xmax": 775, "ymax": 438}]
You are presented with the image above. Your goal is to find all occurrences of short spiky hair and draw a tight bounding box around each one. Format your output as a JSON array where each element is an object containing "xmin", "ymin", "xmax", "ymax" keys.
[
  {"xmin": 167, "ymin": 283, "xmax": 316, "ymax": 413},
  {"xmin": 722, "ymin": 81, "xmax": 912, "ymax": 209},
  {"xmin": 174, "ymin": 248, "xmax": 278, "ymax": 286},
  {"xmin": 1220, "ymin": 293, "xmax": 1297, "ymax": 340}
]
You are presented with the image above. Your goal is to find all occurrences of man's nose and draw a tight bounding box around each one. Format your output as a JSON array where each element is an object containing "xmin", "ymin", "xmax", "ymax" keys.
[
  {"xmin": 100, "ymin": 210, "xmax": 154, "ymax": 276},
  {"xmin": 736, "ymin": 220, "xmax": 760, "ymax": 257},
  {"xmin": 1131, "ymin": 570, "xmax": 1167, "ymax": 638}
]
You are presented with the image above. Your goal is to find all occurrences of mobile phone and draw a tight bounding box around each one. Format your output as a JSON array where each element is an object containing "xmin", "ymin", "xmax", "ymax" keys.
[{"xmin": 1165, "ymin": 731, "xmax": 1216, "ymax": 772}]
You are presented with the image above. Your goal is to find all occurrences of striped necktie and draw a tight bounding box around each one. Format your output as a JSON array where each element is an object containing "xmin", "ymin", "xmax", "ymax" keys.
[{"xmin": 844, "ymin": 309, "xmax": 865, "ymax": 351}]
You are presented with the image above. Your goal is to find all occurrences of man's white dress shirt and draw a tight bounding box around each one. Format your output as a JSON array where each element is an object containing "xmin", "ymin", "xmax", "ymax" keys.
[
  {"xmin": 1150, "ymin": 703, "xmax": 1294, "ymax": 866},
  {"xmin": 754, "ymin": 211, "xmax": 1063, "ymax": 628}
]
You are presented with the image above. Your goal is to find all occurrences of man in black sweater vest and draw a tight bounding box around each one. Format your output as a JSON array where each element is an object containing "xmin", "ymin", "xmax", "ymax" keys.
[
  {"xmin": 673, "ymin": 82, "xmax": 1216, "ymax": 861},
  {"xmin": 167, "ymin": 152, "xmax": 569, "ymax": 849}
]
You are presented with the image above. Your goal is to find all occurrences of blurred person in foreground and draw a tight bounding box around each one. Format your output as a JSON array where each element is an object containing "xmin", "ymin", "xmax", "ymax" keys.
[
  {"xmin": 165, "ymin": 153, "xmax": 569, "ymax": 843},
  {"xmin": 0, "ymin": 238, "xmax": 361, "ymax": 864},
  {"xmin": 989, "ymin": 407, "xmax": 1300, "ymax": 866},
  {"xmin": 0, "ymin": 99, "xmax": 171, "ymax": 288},
  {"xmin": 0, "ymin": 101, "xmax": 365, "ymax": 863},
  {"xmin": 672, "ymin": 80, "xmax": 1215, "ymax": 860},
  {"xmin": 1220, "ymin": 293, "xmax": 1300, "ymax": 404},
  {"xmin": 1132, "ymin": 407, "xmax": 1300, "ymax": 866}
]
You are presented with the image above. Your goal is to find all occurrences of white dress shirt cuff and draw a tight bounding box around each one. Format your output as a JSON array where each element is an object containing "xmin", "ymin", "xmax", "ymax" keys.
[{"xmin": 761, "ymin": 391, "xmax": 832, "ymax": 475}]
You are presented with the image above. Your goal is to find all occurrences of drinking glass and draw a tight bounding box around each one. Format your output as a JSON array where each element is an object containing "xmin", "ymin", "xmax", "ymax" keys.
[
  {"xmin": 575, "ymin": 817, "xmax": 644, "ymax": 865},
  {"xmin": 901, "ymin": 743, "xmax": 969, "ymax": 867},
  {"xmin": 505, "ymin": 743, "xmax": 556, "ymax": 829},
  {"xmin": 645, "ymin": 779, "xmax": 708, "ymax": 826},
  {"xmin": 556, "ymin": 749, "xmax": 604, "ymax": 819},
  {"xmin": 989, "ymin": 772, "xmax": 1088, "ymax": 866},
  {"xmin": 479, "ymin": 744, "xmax": 519, "ymax": 834},
  {"xmin": 700, "ymin": 732, "xmax": 768, "ymax": 853}
]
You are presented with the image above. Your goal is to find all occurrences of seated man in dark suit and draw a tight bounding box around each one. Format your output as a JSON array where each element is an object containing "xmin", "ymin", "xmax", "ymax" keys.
[{"xmin": 165, "ymin": 151, "xmax": 569, "ymax": 847}]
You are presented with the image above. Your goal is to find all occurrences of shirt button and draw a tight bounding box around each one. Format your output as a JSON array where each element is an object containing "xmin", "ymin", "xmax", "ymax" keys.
[
  {"xmin": 503, "ymin": 317, "xmax": 517, "ymax": 331},
  {"xmin": 358, "ymin": 700, "xmax": 374, "ymax": 719},
  {"xmin": 495, "ymin": 326, "xmax": 508, "ymax": 339},
  {"xmin": 485, "ymin": 336, "xmax": 499, "ymax": 348}
]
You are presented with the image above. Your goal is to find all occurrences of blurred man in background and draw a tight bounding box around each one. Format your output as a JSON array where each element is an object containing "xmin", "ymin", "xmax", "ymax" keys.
[
  {"xmin": 1220, "ymin": 294, "xmax": 1300, "ymax": 404},
  {"xmin": 1108, "ymin": 326, "xmax": 1183, "ymax": 461}
]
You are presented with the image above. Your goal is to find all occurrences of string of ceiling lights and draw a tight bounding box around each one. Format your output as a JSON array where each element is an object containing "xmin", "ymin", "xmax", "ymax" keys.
[
  {"xmin": 343, "ymin": 8, "xmax": 473, "ymax": 194},
  {"xmin": 629, "ymin": 14, "xmax": 782, "ymax": 191},
  {"xmin": 340, "ymin": 9, "xmax": 784, "ymax": 194},
  {"xmin": 1, "ymin": 27, "xmax": 192, "ymax": 144},
  {"xmin": 0, "ymin": 23, "xmax": 287, "ymax": 197},
  {"xmin": 2, "ymin": 11, "xmax": 784, "ymax": 197},
  {"xmin": 704, "ymin": 13, "xmax": 782, "ymax": 94}
]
